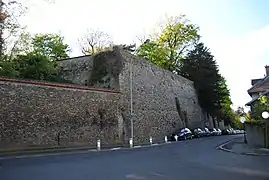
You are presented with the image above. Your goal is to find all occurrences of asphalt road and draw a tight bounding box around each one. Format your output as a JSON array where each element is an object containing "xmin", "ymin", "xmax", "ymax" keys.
[{"xmin": 1, "ymin": 135, "xmax": 269, "ymax": 180}]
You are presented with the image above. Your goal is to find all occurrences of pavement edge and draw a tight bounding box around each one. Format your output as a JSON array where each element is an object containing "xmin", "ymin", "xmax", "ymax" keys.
[{"xmin": 216, "ymin": 138, "xmax": 269, "ymax": 156}]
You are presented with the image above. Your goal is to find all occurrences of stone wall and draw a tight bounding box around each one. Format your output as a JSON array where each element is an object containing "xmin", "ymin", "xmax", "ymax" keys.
[
  {"xmin": 246, "ymin": 124, "xmax": 265, "ymax": 148},
  {"xmin": 58, "ymin": 55, "xmax": 93, "ymax": 85},
  {"xmin": 0, "ymin": 78, "xmax": 122, "ymax": 150},
  {"xmin": 119, "ymin": 50, "xmax": 203, "ymax": 143},
  {"xmin": 58, "ymin": 48, "xmax": 204, "ymax": 144}
]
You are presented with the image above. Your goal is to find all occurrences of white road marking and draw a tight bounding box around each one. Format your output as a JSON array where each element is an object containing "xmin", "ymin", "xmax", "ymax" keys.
[
  {"xmin": 125, "ymin": 174, "xmax": 145, "ymax": 179},
  {"xmin": 133, "ymin": 146, "xmax": 142, "ymax": 148},
  {"xmin": 110, "ymin": 147, "xmax": 121, "ymax": 150}
]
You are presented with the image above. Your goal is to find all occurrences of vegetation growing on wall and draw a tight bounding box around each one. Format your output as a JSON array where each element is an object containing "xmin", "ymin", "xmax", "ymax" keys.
[{"xmin": 88, "ymin": 51, "xmax": 110, "ymax": 86}]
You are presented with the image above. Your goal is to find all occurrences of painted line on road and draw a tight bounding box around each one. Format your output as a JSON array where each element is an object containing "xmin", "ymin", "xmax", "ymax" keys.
[
  {"xmin": 133, "ymin": 145, "xmax": 142, "ymax": 148},
  {"xmin": 152, "ymin": 143, "xmax": 159, "ymax": 146},
  {"xmin": 110, "ymin": 147, "xmax": 121, "ymax": 151}
]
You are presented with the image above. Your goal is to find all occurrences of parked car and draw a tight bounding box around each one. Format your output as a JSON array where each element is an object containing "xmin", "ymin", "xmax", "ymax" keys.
[
  {"xmin": 216, "ymin": 128, "xmax": 222, "ymax": 135},
  {"xmin": 193, "ymin": 128, "xmax": 203, "ymax": 138},
  {"xmin": 178, "ymin": 128, "xmax": 193, "ymax": 140},
  {"xmin": 210, "ymin": 128, "xmax": 218, "ymax": 136},
  {"xmin": 203, "ymin": 127, "xmax": 211, "ymax": 136},
  {"xmin": 222, "ymin": 129, "xmax": 229, "ymax": 135}
]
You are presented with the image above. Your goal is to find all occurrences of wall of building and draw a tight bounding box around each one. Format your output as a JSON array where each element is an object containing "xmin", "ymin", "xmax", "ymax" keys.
[{"xmin": 0, "ymin": 78, "xmax": 122, "ymax": 150}]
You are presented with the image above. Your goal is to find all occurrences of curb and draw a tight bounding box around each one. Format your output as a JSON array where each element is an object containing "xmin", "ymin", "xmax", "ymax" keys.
[
  {"xmin": 217, "ymin": 138, "xmax": 269, "ymax": 156},
  {"xmin": 0, "ymin": 141, "xmax": 175, "ymax": 160}
]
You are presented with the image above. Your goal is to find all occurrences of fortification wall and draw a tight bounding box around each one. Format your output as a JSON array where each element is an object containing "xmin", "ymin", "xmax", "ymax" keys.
[
  {"xmin": 58, "ymin": 55, "xmax": 93, "ymax": 85},
  {"xmin": 57, "ymin": 49, "xmax": 204, "ymax": 144},
  {"xmin": 0, "ymin": 78, "xmax": 122, "ymax": 150},
  {"xmin": 119, "ymin": 51, "xmax": 203, "ymax": 143}
]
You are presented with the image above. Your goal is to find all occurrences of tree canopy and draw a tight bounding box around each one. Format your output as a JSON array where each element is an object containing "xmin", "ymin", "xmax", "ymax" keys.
[{"xmin": 136, "ymin": 15, "xmax": 199, "ymax": 72}]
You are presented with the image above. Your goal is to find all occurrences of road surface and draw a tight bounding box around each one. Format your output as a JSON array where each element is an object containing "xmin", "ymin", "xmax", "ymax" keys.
[{"xmin": 1, "ymin": 135, "xmax": 269, "ymax": 180}]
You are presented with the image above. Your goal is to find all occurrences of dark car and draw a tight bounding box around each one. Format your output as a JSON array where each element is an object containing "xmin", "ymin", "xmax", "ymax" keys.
[
  {"xmin": 193, "ymin": 128, "xmax": 203, "ymax": 138},
  {"xmin": 178, "ymin": 128, "xmax": 193, "ymax": 140},
  {"xmin": 222, "ymin": 129, "xmax": 229, "ymax": 135}
]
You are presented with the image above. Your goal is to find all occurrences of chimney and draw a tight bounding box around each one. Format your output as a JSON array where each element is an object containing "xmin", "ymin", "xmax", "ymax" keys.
[{"xmin": 266, "ymin": 65, "xmax": 269, "ymax": 76}]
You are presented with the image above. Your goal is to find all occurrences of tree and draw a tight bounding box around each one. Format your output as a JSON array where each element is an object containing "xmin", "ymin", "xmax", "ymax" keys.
[
  {"xmin": 12, "ymin": 53, "xmax": 59, "ymax": 80},
  {"xmin": 31, "ymin": 33, "xmax": 70, "ymax": 60},
  {"xmin": 180, "ymin": 43, "xmax": 220, "ymax": 116},
  {"xmin": 11, "ymin": 33, "xmax": 70, "ymax": 60},
  {"xmin": 79, "ymin": 29, "xmax": 113, "ymax": 55},
  {"xmin": 135, "ymin": 15, "xmax": 200, "ymax": 72},
  {"xmin": 250, "ymin": 96, "xmax": 269, "ymax": 120},
  {"xmin": 0, "ymin": 0, "xmax": 26, "ymax": 59}
]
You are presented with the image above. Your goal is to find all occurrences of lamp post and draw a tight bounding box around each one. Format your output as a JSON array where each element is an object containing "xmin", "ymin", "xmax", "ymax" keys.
[
  {"xmin": 262, "ymin": 111, "xmax": 269, "ymax": 148},
  {"xmin": 240, "ymin": 116, "xmax": 247, "ymax": 144},
  {"xmin": 129, "ymin": 57, "xmax": 134, "ymax": 143}
]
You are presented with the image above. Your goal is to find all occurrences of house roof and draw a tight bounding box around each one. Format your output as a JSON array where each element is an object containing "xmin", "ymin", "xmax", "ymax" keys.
[
  {"xmin": 247, "ymin": 75, "xmax": 269, "ymax": 95},
  {"xmin": 245, "ymin": 89, "xmax": 269, "ymax": 106}
]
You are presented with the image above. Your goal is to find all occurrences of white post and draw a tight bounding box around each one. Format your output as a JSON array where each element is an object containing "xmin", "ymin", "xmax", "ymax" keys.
[
  {"xmin": 97, "ymin": 139, "xmax": 101, "ymax": 151},
  {"xmin": 129, "ymin": 138, "xmax": 133, "ymax": 148},
  {"xmin": 174, "ymin": 135, "xmax": 178, "ymax": 141},
  {"xmin": 164, "ymin": 136, "xmax": 168, "ymax": 143},
  {"xmin": 149, "ymin": 136, "xmax": 153, "ymax": 145}
]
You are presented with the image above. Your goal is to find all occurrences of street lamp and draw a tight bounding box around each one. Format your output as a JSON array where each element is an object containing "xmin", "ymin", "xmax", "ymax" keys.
[
  {"xmin": 240, "ymin": 116, "xmax": 247, "ymax": 144},
  {"xmin": 129, "ymin": 57, "xmax": 134, "ymax": 143},
  {"xmin": 262, "ymin": 111, "xmax": 269, "ymax": 148},
  {"xmin": 262, "ymin": 111, "xmax": 269, "ymax": 119}
]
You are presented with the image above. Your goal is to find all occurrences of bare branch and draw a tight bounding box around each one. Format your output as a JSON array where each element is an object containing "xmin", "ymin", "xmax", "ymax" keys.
[{"xmin": 78, "ymin": 29, "xmax": 113, "ymax": 55}]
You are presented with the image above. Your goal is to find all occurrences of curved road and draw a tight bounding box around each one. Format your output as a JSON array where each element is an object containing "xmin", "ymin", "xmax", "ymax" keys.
[{"xmin": 1, "ymin": 135, "xmax": 269, "ymax": 180}]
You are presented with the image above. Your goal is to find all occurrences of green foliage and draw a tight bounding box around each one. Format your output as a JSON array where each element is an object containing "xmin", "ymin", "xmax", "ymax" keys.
[
  {"xmin": 250, "ymin": 96, "xmax": 269, "ymax": 120},
  {"xmin": 12, "ymin": 54, "xmax": 59, "ymax": 81},
  {"xmin": 135, "ymin": 15, "xmax": 199, "ymax": 72},
  {"xmin": 180, "ymin": 43, "xmax": 220, "ymax": 116},
  {"xmin": 0, "ymin": 32, "xmax": 71, "ymax": 82},
  {"xmin": 180, "ymin": 42, "xmax": 236, "ymax": 127},
  {"xmin": 31, "ymin": 33, "xmax": 70, "ymax": 61},
  {"xmin": 88, "ymin": 52, "xmax": 109, "ymax": 85},
  {"xmin": 246, "ymin": 119, "xmax": 265, "ymax": 127}
]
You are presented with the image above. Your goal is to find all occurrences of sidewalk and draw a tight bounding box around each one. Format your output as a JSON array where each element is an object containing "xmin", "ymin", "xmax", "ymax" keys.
[{"xmin": 219, "ymin": 137, "xmax": 269, "ymax": 156}]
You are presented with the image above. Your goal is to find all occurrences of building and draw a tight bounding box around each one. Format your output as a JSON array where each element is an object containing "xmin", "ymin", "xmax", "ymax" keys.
[{"xmin": 245, "ymin": 65, "xmax": 269, "ymax": 108}]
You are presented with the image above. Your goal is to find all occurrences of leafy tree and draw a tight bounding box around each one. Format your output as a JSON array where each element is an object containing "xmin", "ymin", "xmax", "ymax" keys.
[
  {"xmin": 30, "ymin": 33, "xmax": 70, "ymax": 61},
  {"xmin": 250, "ymin": 96, "xmax": 269, "ymax": 120},
  {"xmin": 180, "ymin": 43, "xmax": 220, "ymax": 117},
  {"xmin": 135, "ymin": 15, "xmax": 200, "ymax": 72},
  {"xmin": 12, "ymin": 53, "xmax": 58, "ymax": 80}
]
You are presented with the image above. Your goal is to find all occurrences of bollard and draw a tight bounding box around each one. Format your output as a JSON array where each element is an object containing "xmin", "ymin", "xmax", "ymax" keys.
[
  {"xmin": 129, "ymin": 138, "xmax": 133, "ymax": 148},
  {"xmin": 97, "ymin": 139, "xmax": 101, "ymax": 151},
  {"xmin": 174, "ymin": 135, "xmax": 178, "ymax": 141},
  {"xmin": 164, "ymin": 136, "xmax": 168, "ymax": 143},
  {"xmin": 149, "ymin": 136, "xmax": 153, "ymax": 145}
]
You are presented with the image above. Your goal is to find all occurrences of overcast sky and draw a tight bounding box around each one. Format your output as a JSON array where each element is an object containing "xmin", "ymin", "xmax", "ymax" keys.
[{"xmin": 19, "ymin": 0, "xmax": 269, "ymax": 110}]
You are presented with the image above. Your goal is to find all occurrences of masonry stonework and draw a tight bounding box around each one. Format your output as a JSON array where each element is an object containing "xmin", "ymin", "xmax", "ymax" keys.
[
  {"xmin": 58, "ymin": 48, "xmax": 204, "ymax": 144},
  {"xmin": 0, "ymin": 48, "xmax": 205, "ymax": 150},
  {"xmin": 0, "ymin": 79, "xmax": 121, "ymax": 150}
]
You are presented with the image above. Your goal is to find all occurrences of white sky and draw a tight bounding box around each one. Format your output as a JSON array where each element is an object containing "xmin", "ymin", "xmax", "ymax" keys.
[{"xmin": 19, "ymin": 0, "xmax": 269, "ymax": 110}]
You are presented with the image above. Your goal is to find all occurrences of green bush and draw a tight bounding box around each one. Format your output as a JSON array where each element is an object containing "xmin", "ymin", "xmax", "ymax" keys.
[{"xmin": 246, "ymin": 119, "xmax": 265, "ymax": 127}]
